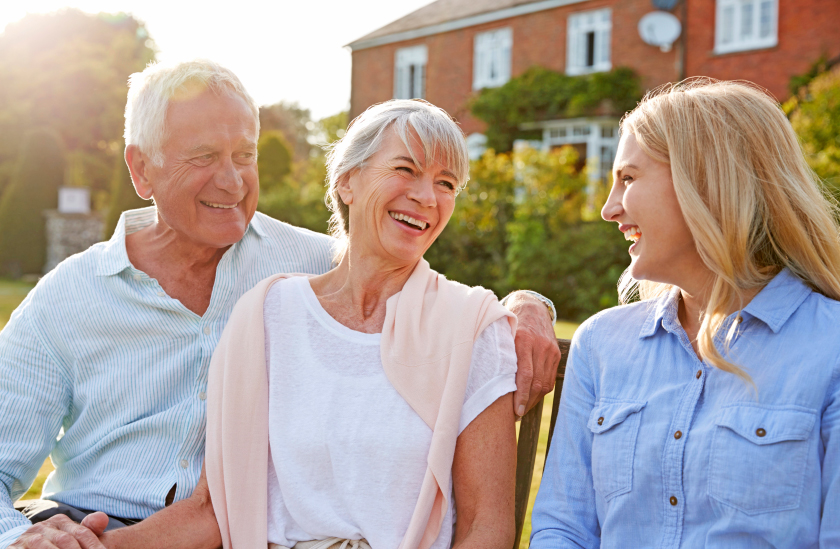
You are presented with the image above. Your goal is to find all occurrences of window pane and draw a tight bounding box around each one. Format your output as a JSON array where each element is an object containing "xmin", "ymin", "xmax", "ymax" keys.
[
  {"xmin": 740, "ymin": 1, "xmax": 754, "ymax": 39},
  {"xmin": 759, "ymin": 0, "xmax": 773, "ymax": 37},
  {"xmin": 721, "ymin": 6, "xmax": 734, "ymax": 44},
  {"xmin": 585, "ymin": 31, "xmax": 595, "ymax": 67}
]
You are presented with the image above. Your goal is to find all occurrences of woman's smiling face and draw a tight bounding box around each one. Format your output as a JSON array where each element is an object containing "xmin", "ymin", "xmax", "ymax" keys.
[
  {"xmin": 601, "ymin": 133, "xmax": 705, "ymax": 287},
  {"xmin": 338, "ymin": 127, "xmax": 459, "ymax": 266}
]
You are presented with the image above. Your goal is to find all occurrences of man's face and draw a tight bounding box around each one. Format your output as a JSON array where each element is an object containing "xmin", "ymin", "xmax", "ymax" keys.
[{"xmin": 145, "ymin": 88, "xmax": 259, "ymax": 250}]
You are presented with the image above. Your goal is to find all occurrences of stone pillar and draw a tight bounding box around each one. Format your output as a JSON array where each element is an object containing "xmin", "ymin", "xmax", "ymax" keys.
[{"xmin": 43, "ymin": 211, "xmax": 104, "ymax": 273}]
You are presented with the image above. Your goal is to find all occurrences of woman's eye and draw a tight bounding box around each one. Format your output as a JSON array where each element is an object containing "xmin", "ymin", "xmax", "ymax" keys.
[
  {"xmin": 437, "ymin": 180, "xmax": 455, "ymax": 191},
  {"xmin": 622, "ymin": 175, "xmax": 633, "ymax": 185},
  {"xmin": 396, "ymin": 166, "xmax": 414, "ymax": 175}
]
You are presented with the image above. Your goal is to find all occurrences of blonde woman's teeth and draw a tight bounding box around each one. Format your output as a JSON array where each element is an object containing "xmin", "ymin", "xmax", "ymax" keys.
[
  {"xmin": 389, "ymin": 211, "xmax": 428, "ymax": 229},
  {"xmin": 624, "ymin": 227, "xmax": 641, "ymax": 242}
]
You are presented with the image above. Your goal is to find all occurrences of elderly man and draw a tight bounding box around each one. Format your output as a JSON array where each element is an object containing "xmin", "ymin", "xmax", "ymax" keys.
[{"xmin": 0, "ymin": 60, "xmax": 560, "ymax": 549}]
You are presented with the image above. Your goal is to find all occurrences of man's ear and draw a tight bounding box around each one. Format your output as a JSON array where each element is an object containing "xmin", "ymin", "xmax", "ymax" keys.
[
  {"xmin": 336, "ymin": 170, "xmax": 356, "ymax": 206},
  {"xmin": 125, "ymin": 145, "xmax": 154, "ymax": 200}
]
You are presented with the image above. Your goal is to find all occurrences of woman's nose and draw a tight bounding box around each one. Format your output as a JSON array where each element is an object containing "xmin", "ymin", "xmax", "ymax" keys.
[
  {"xmin": 601, "ymin": 183, "xmax": 624, "ymax": 222},
  {"xmin": 407, "ymin": 174, "xmax": 437, "ymax": 208}
]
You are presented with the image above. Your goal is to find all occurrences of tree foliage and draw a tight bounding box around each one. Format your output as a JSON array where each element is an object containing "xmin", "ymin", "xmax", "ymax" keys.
[
  {"xmin": 258, "ymin": 131, "xmax": 293, "ymax": 191},
  {"xmin": 0, "ymin": 129, "xmax": 66, "ymax": 276},
  {"xmin": 259, "ymin": 101, "xmax": 315, "ymax": 162},
  {"xmin": 0, "ymin": 10, "xmax": 155, "ymax": 195},
  {"xmin": 426, "ymin": 147, "xmax": 629, "ymax": 321},
  {"xmin": 787, "ymin": 65, "xmax": 840, "ymax": 193},
  {"xmin": 469, "ymin": 66, "xmax": 643, "ymax": 152}
]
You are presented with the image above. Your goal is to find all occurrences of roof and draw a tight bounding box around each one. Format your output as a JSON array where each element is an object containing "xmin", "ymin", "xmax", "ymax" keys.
[{"xmin": 348, "ymin": 0, "xmax": 587, "ymax": 50}]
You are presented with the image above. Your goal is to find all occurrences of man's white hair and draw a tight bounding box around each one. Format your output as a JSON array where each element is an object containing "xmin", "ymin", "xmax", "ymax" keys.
[{"xmin": 124, "ymin": 59, "xmax": 260, "ymax": 166}]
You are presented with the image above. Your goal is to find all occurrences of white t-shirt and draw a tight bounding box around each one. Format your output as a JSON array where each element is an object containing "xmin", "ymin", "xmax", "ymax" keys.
[{"xmin": 264, "ymin": 277, "xmax": 517, "ymax": 549}]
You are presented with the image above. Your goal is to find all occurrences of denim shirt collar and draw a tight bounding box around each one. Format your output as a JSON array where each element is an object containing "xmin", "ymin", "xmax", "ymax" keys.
[
  {"xmin": 96, "ymin": 207, "xmax": 267, "ymax": 277},
  {"xmin": 638, "ymin": 268, "xmax": 812, "ymax": 339}
]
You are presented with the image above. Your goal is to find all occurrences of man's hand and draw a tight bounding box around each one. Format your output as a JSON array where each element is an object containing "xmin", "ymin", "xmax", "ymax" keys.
[
  {"xmin": 504, "ymin": 291, "xmax": 562, "ymax": 417},
  {"xmin": 9, "ymin": 513, "xmax": 107, "ymax": 549}
]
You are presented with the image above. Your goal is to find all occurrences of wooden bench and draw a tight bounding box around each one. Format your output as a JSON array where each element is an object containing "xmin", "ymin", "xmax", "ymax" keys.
[{"xmin": 513, "ymin": 338, "xmax": 571, "ymax": 549}]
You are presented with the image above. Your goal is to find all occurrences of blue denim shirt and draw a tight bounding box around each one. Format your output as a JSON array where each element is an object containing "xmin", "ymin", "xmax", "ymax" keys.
[{"xmin": 531, "ymin": 269, "xmax": 840, "ymax": 548}]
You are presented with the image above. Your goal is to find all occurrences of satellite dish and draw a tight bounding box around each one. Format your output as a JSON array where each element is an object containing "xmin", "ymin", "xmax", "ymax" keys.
[
  {"xmin": 651, "ymin": 0, "xmax": 680, "ymax": 10},
  {"xmin": 638, "ymin": 11, "xmax": 682, "ymax": 52}
]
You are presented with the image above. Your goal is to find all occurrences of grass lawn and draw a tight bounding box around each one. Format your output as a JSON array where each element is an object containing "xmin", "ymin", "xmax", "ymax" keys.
[{"xmin": 4, "ymin": 278, "xmax": 580, "ymax": 545}]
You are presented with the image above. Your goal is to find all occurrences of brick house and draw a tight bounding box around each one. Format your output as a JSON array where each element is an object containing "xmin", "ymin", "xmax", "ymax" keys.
[{"xmin": 347, "ymin": 0, "xmax": 840, "ymax": 176}]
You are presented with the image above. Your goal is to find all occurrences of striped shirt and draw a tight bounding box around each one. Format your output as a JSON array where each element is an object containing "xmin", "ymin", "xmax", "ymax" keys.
[{"xmin": 0, "ymin": 208, "xmax": 334, "ymax": 546}]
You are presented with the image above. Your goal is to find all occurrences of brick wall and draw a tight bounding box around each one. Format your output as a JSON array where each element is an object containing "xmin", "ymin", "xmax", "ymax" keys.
[
  {"xmin": 350, "ymin": 0, "xmax": 840, "ymax": 132},
  {"xmin": 686, "ymin": 0, "xmax": 840, "ymax": 100},
  {"xmin": 350, "ymin": 0, "xmax": 679, "ymax": 136}
]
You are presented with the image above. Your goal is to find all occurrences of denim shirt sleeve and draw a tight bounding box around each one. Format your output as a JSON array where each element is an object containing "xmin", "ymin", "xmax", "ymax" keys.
[
  {"xmin": 0, "ymin": 303, "xmax": 69, "ymax": 544},
  {"xmin": 821, "ymin": 360, "xmax": 840, "ymax": 546},
  {"xmin": 530, "ymin": 317, "xmax": 600, "ymax": 548}
]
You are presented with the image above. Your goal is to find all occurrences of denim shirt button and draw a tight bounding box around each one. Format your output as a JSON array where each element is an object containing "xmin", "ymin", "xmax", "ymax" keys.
[
  {"xmin": 696, "ymin": 370, "xmax": 702, "ymax": 379},
  {"xmin": 674, "ymin": 431, "xmax": 682, "ymax": 439},
  {"xmin": 597, "ymin": 417, "xmax": 604, "ymax": 425},
  {"xmin": 670, "ymin": 496, "xmax": 678, "ymax": 506},
  {"xmin": 756, "ymin": 428, "xmax": 766, "ymax": 437}
]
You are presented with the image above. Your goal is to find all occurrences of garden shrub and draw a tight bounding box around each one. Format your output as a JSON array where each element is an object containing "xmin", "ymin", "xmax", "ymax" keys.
[{"xmin": 0, "ymin": 129, "xmax": 66, "ymax": 276}]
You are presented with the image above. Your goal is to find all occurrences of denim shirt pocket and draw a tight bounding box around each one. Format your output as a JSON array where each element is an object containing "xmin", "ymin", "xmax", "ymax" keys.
[
  {"xmin": 708, "ymin": 404, "xmax": 817, "ymax": 515},
  {"xmin": 587, "ymin": 399, "xmax": 647, "ymax": 500}
]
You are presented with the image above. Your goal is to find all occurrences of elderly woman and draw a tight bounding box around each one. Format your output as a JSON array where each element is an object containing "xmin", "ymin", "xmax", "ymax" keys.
[
  {"xmin": 531, "ymin": 80, "xmax": 840, "ymax": 547},
  {"xmin": 91, "ymin": 99, "xmax": 523, "ymax": 549}
]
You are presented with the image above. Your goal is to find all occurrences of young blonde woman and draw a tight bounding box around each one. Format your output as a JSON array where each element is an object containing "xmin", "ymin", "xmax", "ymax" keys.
[{"xmin": 530, "ymin": 79, "xmax": 840, "ymax": 547}]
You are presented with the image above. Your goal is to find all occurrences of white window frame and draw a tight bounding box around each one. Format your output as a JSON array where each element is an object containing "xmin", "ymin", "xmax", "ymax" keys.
[
  {"xmin": 394, "ymin": 45, "xmax": 427, "ymax": 100},
  {"xmin": 540, "ymin": 118, "xmax": 619, "ymax": 182},
  {"xmin": 715, "ymin": 0, "xmax": 778, "ymax": 54},
  {"xmin": 473, "ymin": 27, "xmax": 513, "ymax": 90},
  {"xmin": 566, "ymin": 8, "xmax": 612, "ymax": 76}
]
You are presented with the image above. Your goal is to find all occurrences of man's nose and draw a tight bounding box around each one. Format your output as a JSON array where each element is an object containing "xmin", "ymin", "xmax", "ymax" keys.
[
  {"xmin": 214, "ymin": 156, "xmax": 243, "ymax": 193},
  {"xmin": 601, "ymin": 183, "xmax": 623, "ymax": 222}
]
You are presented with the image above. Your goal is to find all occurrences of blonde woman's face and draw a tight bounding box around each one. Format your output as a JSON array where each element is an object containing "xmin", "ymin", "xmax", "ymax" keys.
[{"xmin": 602, "ymin": 133, "xmax": 706, "ymax": 289}]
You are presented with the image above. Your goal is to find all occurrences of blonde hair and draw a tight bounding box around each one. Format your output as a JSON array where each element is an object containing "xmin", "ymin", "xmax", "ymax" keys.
[
  {"xmin": 619, "ymin": 78, "xmax": 840, "ymax": 382},
  {"xmin": 124, "ymin": 59, "xmax": 260, "ymax": 166},
  {"xmin": 325, "ymin": 99, "xmax": 469, "ymax": 260}
]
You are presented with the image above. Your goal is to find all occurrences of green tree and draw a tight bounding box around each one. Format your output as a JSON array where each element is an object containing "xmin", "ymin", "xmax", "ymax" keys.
[
  {"xmin": 426, "ymin": 147, "xmax": 629, "ymax": 321},
  {"xmin": 469, "ymin": 66, "xmax": 642, "ymax": 152},
  {"xmin": 0, "ymin": 129, "xmax": 66, "ymax": 276},
  {"xmin": 0, "ymin": 10, "xmax": 155, "ymax": 194},
  {"xmin": 259, "ymin": 101, "xmax": 314, "ymax": 162},
  {"xmin": 103, "ymin": 155, "xmax": 150, "ymax": 239},
  {"xmin": 258, "ymin": 131, "xmax": 293, "ymax": 192},
  {"xmin": 788, "ymin": 65, "xmax": 840, "ymax": 193}
]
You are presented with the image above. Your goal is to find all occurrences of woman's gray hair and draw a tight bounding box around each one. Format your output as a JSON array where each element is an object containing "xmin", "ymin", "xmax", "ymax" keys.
[
  {"xmin": 124, "ymin": 59, "xmax": 260, "ymax": 166},
  {"xmin": 325, "ymin": 99, "xmax": 469, "ymax": 256}
]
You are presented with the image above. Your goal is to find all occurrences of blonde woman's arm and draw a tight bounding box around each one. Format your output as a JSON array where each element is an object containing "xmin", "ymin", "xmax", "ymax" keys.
[{"xmin": 451, "ymin": 392, "xmax": 517, "ymax": 549}]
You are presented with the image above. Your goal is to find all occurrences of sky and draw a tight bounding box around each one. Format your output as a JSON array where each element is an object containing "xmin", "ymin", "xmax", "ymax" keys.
[{"xmin": 0, "ymin": 0, "xmax": 433, "ymax": 119}]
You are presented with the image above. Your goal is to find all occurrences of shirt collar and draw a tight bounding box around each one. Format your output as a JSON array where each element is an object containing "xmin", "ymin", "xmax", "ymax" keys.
[
  {"xmin": 96, "ymin": 207, "xmax": 267, "ymax": 277},
  {"xmin": 638, "ymin": 268, "xmax": 812, "ymax": 338}
]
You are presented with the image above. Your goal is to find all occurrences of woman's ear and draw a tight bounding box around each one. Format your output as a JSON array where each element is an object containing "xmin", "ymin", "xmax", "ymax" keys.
[
  {"xmin": 336, "ymin": 171, "xmax": 356, "ymax": 206},
  {"xmin": 125, "ymin": 145, "xmax": 155, "ymax": 200}
]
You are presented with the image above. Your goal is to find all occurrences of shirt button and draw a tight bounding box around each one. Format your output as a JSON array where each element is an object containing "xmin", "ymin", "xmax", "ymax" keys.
[
  {"xmin": 203, "ymin": 326, "xmax": 211, "ymax": 335},
  {"xmin": 670, "ymin": 496, "xmax": 678, "ymax": 506},
  {"xmin": 674, "ymin": 431, "xmax": 682, "ymax": 439},
  {"xmin": 756, "ymin": 428, "xmax": 766, "ymax": 437},
  {"xmin": 157, "ymin": 291, "xmax": 165, "ymax": 297},
  {"xmin": 597, "ymin": 417, "xmax": 604, "ymax": 425},
  {"xmin": 199, "ymin": 391, "xmax": 207, "ymax": 400},
  {"xmin": 696, "ymin": 370, "xmax": 702, "ymax": 379},
  {"xmin": 736, "ymin": 315, "xmax": 743, "ymax": 323},
  {"xmin": 180, "ymin": 459, "xmax": 188, "ymax": 469},
  {"xmin": 133, "ymin": 274, "xmax": 141, "ymax": 281}
]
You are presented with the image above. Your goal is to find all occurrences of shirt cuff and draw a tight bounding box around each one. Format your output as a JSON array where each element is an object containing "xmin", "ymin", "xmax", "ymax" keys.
[
  {"xmin": 501, "ymin": 290, "xmax": 557, "ymax": 324},
  {"xmin": 0, "ymin": 524, "xmax": 31, "ymax": 549}
]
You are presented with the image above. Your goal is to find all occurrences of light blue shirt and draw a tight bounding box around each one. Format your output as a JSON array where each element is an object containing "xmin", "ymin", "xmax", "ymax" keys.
[
  {"xmin": 0, "ymin": 208, "xmax": 334, "ymax": 546},
  {"xmin": 531, "ymin": 269, "xmax": 840, "ymax": 548}
]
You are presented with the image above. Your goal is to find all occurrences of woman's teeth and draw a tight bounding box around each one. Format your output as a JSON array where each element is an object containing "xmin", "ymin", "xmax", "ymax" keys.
[
  {"xmin": 202, "ymin": 201, "xmax": 238, "ymax": 209},
  {"xmin": 389, "ymin": 211, "xmax": 428, "ymax": 230},
  {"xmin": 624, "ymin": 227, "xmax": 641, "ymax": 242}
]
